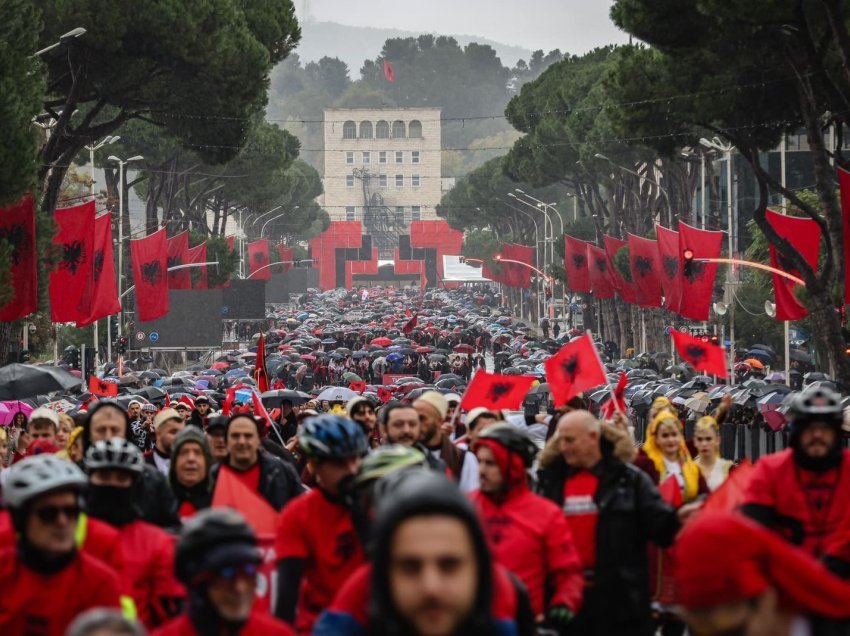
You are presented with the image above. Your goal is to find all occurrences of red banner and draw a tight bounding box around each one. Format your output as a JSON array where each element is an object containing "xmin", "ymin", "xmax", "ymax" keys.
[
  {"xmin": 255, "ymin": 332, "xmax": 270, "ymax": 394},
  {"xmin": 50, "ymin": 200, "xmax": 96, "ymax": 322},
  {"xmin": 766, "ymin": 209, "xmax": 820, "ymax": 321},
  {"xmin": 677, "ymin": 223, "xmax": 723, "ymax": 321},
  {"xmin": 603, "ymin": 235, "xmax": 636, "ymax": 304},
  {"xmin": 0, "ymin": 194, "xmax": 37, "ymax": 321},
  {"xmin": 460, "ymin": 370, "xmax": 535, "ymax": 411},
  {"xmin": 839, "ymin": 168, "xmax": 850, "ymax": 303},
  {"xmin": 166, "ymin": 231, "xmax": 191, "ymax": 290},
  {"xmin": 275, "ymin": 244, "xmax": 293, "ymax": 273},
  {"xmin": 627, "ymin": 234, "xmax": 663, "ymax": 308},
  {"xmin": 672, "ymin": 329, "xmax": 728, "ymax": 377},
  {"xmin": 655, "ymin": 225, "xmax": 682, "ymax": 312},
  {"xmin": 587, "ymin": 244, "xmax": 615, "ymax": 299},
  {"xmin": 130, "ymin": 229, "xmax": 169, "ymax": 322},
  {"xmin": 248, "ymin": 239, "xmax": 271, "ymax": 280},
  {"xmin": 88, "ymin": 376, "xmax": 118, "ymax": 397},
  {"xmin": 186, "ymin": 242, "xmax": 207, "ymax": 289},
  {"xmin": 564, "ymin": 236, "xmax": 591, "ymax": 293},
  {"xmin": 76, "ymin": 214, "xmax": 120, "ymax": 327},
  {"xmin": 544, "ymin": 333, "xmax": 607, "ymax": 407}
]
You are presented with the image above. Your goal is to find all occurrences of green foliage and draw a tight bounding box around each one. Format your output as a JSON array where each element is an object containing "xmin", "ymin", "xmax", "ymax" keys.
[
  {"xmin": 461, "ymin": 229, "xmax": 500, "ymax": 262},
  {"xmin": 0, "ymin": 0, "xmax": 44, "ymax": 204},
  {"xmin": 563, "ymin": 217, "xmax": 597, "ymax": 243},
  {"xmin": 189, "ymin": 233, "xmax": 239, "ymax": 288}
]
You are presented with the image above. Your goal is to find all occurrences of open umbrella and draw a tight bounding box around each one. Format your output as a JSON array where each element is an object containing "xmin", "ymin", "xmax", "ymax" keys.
[
  {"xmin": 742, "ymin": 358, "xmax": 765, "ymax": 370},
  {"xmin": 261, "ymin": 389, "xmax": 309, "ymax": 407},
  {"xmin": 0, "ymin": 364, "xmax": 81, "ymax": 400},
  {"xmin": 683, "ymin": 392, "xmax": 711, "ymax": 414},
  {"xmin": 317, "ymin": 386, "xmax": 357, "ymax": 402}
]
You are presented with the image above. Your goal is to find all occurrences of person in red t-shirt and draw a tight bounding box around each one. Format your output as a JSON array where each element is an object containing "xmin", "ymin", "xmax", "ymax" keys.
[
  {"xmin": 471, "ymin": 424, "xmax": 583, "ymax": 630},
  {"xmin": 0, "ymin": 454, "xmax": 123, "ymax": 636},
  {"xmin": 154, "ymin": 508, "xmax": 294, "ymax": 636},
  {"xmin": 274, "ymin": 414, "xmax": 368, "ymax": 635}
]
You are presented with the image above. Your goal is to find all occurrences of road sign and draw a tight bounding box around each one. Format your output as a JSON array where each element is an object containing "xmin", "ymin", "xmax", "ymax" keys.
[
  {"xmin": 135, "ymin": 331, "xmax": 146, "ymax": 342},
  {"xmin": 149, "ymin": 331, "xmax": 160, "ymax": 343},
  {"xmin": 221, "ymin": 306, "xmax": 229, "ymax": 315}
]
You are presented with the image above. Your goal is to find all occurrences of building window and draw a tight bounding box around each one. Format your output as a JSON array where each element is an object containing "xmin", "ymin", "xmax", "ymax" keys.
[
  {"xmin": 392, "ymin": 120, "xmax": 406, "ymax": 138},
  {"xmin": 411, "ymin": 174, "xmax": 420, "ymax": 187},
  {"xmin": 379, "ymin": 151, "xmax": 387, "ymax": 164},
  {"xmin": 362, "ymin": 151, "xmax": 370, "ymax": 164},
  {"xmin": 409, "ymin": 120, "xmax": 422, "ymax": 138},
  {"xmin": 379, "ymin": 174, "xmax": 387, "ymax": 188},
  {"xmin": 395, "ymin": 151, "xmax": 404, "ymax": 164},
  {"xmin": 359, "ymin": 121, "xmax": 373, "ymax": 139},
  {"xmin": 411, "ymin": 150, "xmax": 420, "ymax": 164},
  {"xmin": 343, "ymin": 121, "xmax": 356, "ymax": 139},
  {"xmin": 346, "ymin": 206, "xmax": 356, "ymax": 221},
  {"xmin": 395, "ymin": 174, "xmax": 404, "ymax": 188},
  {"xmin": 396, "ymin": 206, "xmax": 405, "ymax": 223},
  {"xmin": 376, "ymin": 120, "xmax": 390, "ymax": 139},
  {"xmin": 345, "ymin": 151, "xmax": 354, "ymax": 165},
  {"xmin": 412, "ymin": 205, "xmax": 421, "ymax": 221},
  {"xmin": 346, "ymin": 175, "xmax": 355, "ymax": 188}
]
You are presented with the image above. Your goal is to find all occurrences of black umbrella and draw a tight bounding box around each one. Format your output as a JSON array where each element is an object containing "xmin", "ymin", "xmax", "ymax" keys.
[
  {"xmin": 0, "ymin": 364, "xmax": 81, "ymax": 400},
  {"xmin": 131, "ymin": 386, "xmax": 168, "ymax": 402},
  {"xmin": 261, "ymin": 389, "xmax": 310, "ymax": 407}
]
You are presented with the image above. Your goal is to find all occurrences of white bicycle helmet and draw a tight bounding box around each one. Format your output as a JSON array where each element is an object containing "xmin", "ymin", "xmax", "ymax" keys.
[
  {"xmin": 85, "ymin": 438, "xmax": 145, "ymax": 475},
  {"xmin": 4, "ymin": 454, "xmax": 88, "ymax": 508}
]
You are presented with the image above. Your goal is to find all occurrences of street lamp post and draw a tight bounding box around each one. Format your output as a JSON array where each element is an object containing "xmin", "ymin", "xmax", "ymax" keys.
[
  {"xmin": 107, "ymin": 154, "xmax": 144, "ymax": 342},
  {"xmin": 250, "ymin": 205, "xmax": 283, "ymax": 229},
  {"xmin": 700, "ymin": 137, "xmax": 736, "ymax": 381},
  {"xmin": 260, "ymin": 209, "xmax": 297, "ymax": 237},
  {"xmin": 31, "ymin": 27, "xmax": 86, "ymax": 57},
  {"xmin": 508, "ymin": 192, "xmax": 553, "ymax": 321},
  {"xmin": 498, "ymin": 202, "xmax": 541, "ymax": 322}
]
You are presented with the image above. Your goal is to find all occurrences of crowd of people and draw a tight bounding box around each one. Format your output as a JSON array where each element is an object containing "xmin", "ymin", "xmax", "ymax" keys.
[{"xmin": 1, "ymin": 286, "xmax": 850, "ymax": 636}]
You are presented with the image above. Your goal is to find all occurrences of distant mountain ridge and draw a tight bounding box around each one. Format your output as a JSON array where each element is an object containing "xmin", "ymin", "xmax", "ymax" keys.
[{"xmin": 296, "ymin": 20, "xmax": 533, "ymax": 76}]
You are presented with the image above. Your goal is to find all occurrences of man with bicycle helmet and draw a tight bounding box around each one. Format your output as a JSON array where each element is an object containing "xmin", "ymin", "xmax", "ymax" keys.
[
  {"xmin": 743, "ymin": 384, "xmax": 850, "ymax": 575},
  {"xmin": 155, "ymin": 508, "xmax": 293, "ymax": 635},
  {"xmin": 274, "ymin": 414, "xmax": 369, "ymax": 634},
  {"xmin": 85, "ymin": 438, "xmax": 185, "ymax": 628},
  {"xmin": 0, "ymin": 454, "xmax": 122, "ymax": 635},
  {"xmin": 471, "ymin": 424, "xmax": 584, "ymax": 632}
]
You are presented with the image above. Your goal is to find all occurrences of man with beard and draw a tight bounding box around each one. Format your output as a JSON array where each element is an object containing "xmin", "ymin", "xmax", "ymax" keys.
[
  {"xmin": 743, "ymin": 384, "xmax": 850, "ymax": 576},
  {"xmin": 380, "ymin": 402, "xmax": 446, "ymax": 474},
  {"xmin": 414, "ymin": 392, "xmax": 479, "ymax": 492},
  {"xmin": 85, "ymin": 438, "xmax": 185, "ymax": 629}
]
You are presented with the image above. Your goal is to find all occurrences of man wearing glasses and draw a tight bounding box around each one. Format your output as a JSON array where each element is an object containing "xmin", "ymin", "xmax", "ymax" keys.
[{"xmin": 0, "ymin": 454, "xmax": 122, "ymax": 634}]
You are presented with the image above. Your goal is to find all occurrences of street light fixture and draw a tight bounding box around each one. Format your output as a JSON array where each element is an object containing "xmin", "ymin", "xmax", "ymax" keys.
[{"xmin": 32, "ymin": 27, "xmax": 87, "ymax": 57}]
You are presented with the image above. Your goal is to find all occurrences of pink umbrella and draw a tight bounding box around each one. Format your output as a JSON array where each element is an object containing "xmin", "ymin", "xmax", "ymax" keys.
[
  {"xmin": 762, "ymin": 410, "xmax": 788, "ymax": 432},
  {"xmin": 0, "ymin": 400, "xmax": 33, "ymax": 425}
]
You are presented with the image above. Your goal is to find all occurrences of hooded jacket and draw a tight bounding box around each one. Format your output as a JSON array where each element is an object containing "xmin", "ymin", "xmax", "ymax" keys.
[{"xmin": 168, "ymin": 427, "xmax": 214, "ymax": 518}]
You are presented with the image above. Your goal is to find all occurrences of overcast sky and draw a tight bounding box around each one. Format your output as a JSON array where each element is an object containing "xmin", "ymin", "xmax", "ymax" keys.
[{"xmin": 297, "ymin": 0, "xmax": 629, "ymax": 55}]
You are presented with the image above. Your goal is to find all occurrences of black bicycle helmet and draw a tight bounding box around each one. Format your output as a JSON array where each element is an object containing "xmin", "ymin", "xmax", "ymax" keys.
[
  {"xmin": 175, "ymin": 508, "xmax": 259, "ymax": 584},
  {"xmin": 473, "ymin": 423, "xmax": 539, "ymax": 467},
  {"xmin": 299, "ymin": 414, "xmax": 368, "ymax": 460},
  {"xmin": 85, "ymin": 438, "xmax": 145, "ymax": 475}
]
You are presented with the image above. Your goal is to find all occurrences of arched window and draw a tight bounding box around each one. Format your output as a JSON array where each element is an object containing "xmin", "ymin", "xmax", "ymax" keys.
[
  {"xmin": 376, "ymin": 120, "xmax": 390, "ymax": 139},
  {"xmin": 391, "ymin": 120, "xmax": 406, "ymax": 138},
  {"xmin": 408, "ymin": 120, "xmax": 422, "ymax": 138},
  {"xmin": 342, "ymin": 120, "xmax": 356, "ymax": 139},
  {"xmin": 359, "ymin": 121, "xmax": 373, "ymax": 139}
]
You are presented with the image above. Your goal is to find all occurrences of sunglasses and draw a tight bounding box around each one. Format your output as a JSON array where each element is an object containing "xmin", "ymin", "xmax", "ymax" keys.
[
  {"xmin": 33, "ymin": 505, "xmax": 80, "ymax": 524},
  {"xmin": 213, "ymin": 562, "xmax": 258, "ymax": 583}
]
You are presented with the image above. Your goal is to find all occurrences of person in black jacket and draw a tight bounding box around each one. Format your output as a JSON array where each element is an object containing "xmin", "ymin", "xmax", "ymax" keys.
[
  {"xmin": 209, "ymin": 414, "xmax": 303, "ymax": 511},
  {"xmin": 82, "ymin": 401, "xmax": 180, "ymax": 529},
  {"xmin": 538, "ymin": 410, "xmax": 696, "ymax": 636}
]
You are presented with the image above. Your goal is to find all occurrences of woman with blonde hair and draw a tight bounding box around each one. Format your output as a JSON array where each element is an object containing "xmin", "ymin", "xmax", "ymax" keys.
[{"xmin": 693, "ymin": 397, "xmax": 733, "ymax": 491}]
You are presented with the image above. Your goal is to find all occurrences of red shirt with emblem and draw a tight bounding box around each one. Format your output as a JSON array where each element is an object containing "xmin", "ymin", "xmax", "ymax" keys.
[
  {"xmin": 275, "ymin": 488, "xmax": 365, "ymax": 634},
  {"xmin": 562, "ymin": 470, "xmax": 600, "ymax": 570}
]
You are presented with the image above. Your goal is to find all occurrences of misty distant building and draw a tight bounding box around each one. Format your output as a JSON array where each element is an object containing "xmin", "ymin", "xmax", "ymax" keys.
[{"xmin": 322, "ymin": 107, "xmax": 442, "ymax": 257}]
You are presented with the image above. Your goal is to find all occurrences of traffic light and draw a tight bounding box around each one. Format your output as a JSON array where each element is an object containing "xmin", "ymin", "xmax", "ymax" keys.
[
  {"xmin": 709, "ymin": 334, "xmax": 720, "ymax": 346},
  {"xmin": 115, "ymin": 336, "xmax": 128, "ymax": 356},
  {"xmin": 682, "ymin": 248, "xmax": 695, "ymax": 278}
]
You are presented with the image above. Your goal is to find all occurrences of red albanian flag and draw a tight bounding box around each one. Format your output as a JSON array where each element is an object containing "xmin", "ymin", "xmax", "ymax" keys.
[
  {"xmin": 603, "ymin": 235, "xmax": 637, "ymax": 304},
  {"xmin": 186, "ymin": 242, "xmax": 208, "ymax": 289},
  {"xmin": 564, "ymin": 236, "xmax": 591, "ymax": 293},
  {"xmin": 254, "ymin": 332, "xmax": 270, "ymax": 394},
  {"xmin": 672, "ymin": 329, "xmax": 728, "ymax": 378},
  {"xmin": 0, "ymin": 194, "xmax": 37, "ymax": 321},
  {"xmin": 383, "ymin": 59, "xmax": 395, "ymax": 82},
  {"xmin": 599, "ymin": 372, "xmax": 627, "ymax": 419},
  {"xmin": 587, "ymin": 244, "xmax": 615, "ymax": 299},
  {"xmin": 50, "ymin": 200, "xmax": 95, "ymax": 322},
  {"xmin": 839, "ymin": 168, "xmax": 850, "ymax": 303},
  {"xmin": 678, "ymin": 222, "xmax": 723, "ymax": 321},
  {"xmin": 765, "ymin": 209, "xmax": 820, "ymax": 321},
  {"xmin": 166, "ymin": 231, "xmax": 191, "ymax": 290},
  {"xmin": 349, "ymin": 380, "xmax": 366, "ymax": 393},
  {"xmin": 88, "ymin": 376, "xmax": 118, "ymax": 397},
  {"xmin": 212, "ymin": 467, "xmax": 277, "ymax": 535},
  {"xmin": 247, "ymin": 239, "xmax": 271, "ymax": 280},
  {"xmin": 655, "ymin": 225, "xmax": 682, "ymax": 312},
  {"xmin": 377, "ymin": 387, "xmax": 393, "ymax": 403},
  {"xmin": 402, "ymin": 314, "xmax": 418, "ymax": 335},
  {"xmin": 130, "ymin": 228, "xmax": 169, "ymax": 322},
  {"xmin": 702, "ymin": 459, "xmax": 754, "ymax": 513},
  {"xmin": 76, "ymin": 214, "xmax": 120, "ymax": 328},
  {"xmin": 544, "ymin": 333, "xmax": 608, "ymax": 408},
  {"xmin": 276, "ymin": 244, "xmax": 293, "ymax": 273},
  {"xmin": 460, "ymin": 370, "xmax": 535, "ymax": 412},
  {"xmin": 627, "ymin": 234, "xmax": 663, "ymax": 308}
]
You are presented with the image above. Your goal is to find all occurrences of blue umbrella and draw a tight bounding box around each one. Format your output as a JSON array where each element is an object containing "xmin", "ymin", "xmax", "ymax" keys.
[
  {"xmin": 225, "ymin": 368, "xmax": 248, "ymax": 378},
  {"xmin": 386, "ymin": 353, "xmax": 404, "ymax": 362},
  {"xmin": 321, "ymin": 338, "xmax": 336, "ymax": 345}
]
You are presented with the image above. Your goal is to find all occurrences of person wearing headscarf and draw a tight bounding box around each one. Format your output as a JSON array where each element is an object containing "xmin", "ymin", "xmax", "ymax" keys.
[
  {"xmin": 169, "ymin": 427, "xmax": 215, "ymax": 520},
  {"xmin": 675, "ymin": 511, "xmax": 850, "ymax": 636}
]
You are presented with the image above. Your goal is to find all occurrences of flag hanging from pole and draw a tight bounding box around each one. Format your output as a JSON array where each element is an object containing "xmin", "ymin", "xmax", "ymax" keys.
[
  {"xmin": 383, "ymin": 60, "xmax": 395, "ymax": 82},
  {"xmin": 186, "ymin": 242, "xmax": 208, "ymax": 289},
  {"xmin": 627, "ymin": 234, "xmax": 663, "ymax": 308},
  {"xmin": 76, "ymin": 214, "xmax": 120, "ymax": 327},
  {"xmin": 677, "ymin": 222, "xmax": 723, "ymax": 321},
  {"xmin": 166, "ymin": 231, "xmax": 191, "ymax": 289},
  {"xmin": 587, "ymin": 244, "xmax": 615, "ymax": 299},
  {"xmin": 765, "ymin": 209, "xmax": 820, "ymax": 321},
  {"xmin": 564, "ymin": 236, "xmax": 591, "ymax": 293},
  {"xmin": 0, "ymin": 194, "xmax": 37, "ymax": 321},
  {"xmin": 50, "ymin": 200, "xmax": 95, "ymax": 322},
  {"xmin": 130, "ymin": 228, "xmax": 169, "ymax": 322},
  {"xmin": 247, "ymin": 239, "xmax": 271, "ymax": 280},
  {"xmin": 656, "ymin": 225, "xmax": 682, "ymax": 312},
  {"xmin": 838, "ymin": 168, "xmax": 850, "ymax": 303}
]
